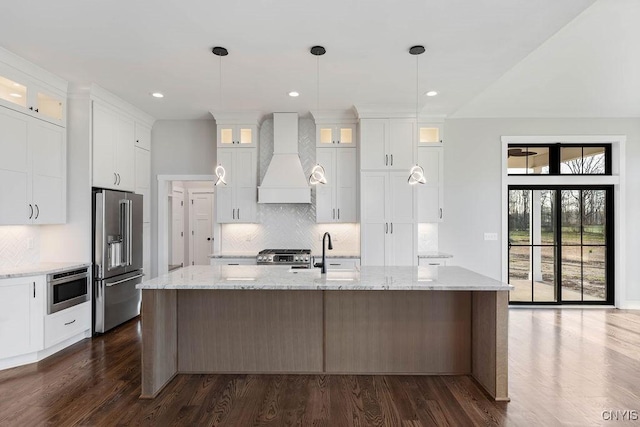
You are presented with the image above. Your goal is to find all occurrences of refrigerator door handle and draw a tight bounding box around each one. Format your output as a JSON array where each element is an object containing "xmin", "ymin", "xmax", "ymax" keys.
[
  {"xmin": 106, "ymin": 274, "xmax": 144, "ymax": 287},
  {"xmin": 127, "ymin": 199, "xmax": 133, "ymax": 266}
]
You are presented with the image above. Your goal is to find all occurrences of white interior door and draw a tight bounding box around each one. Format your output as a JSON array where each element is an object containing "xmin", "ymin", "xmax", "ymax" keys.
[
  {"xmin": 171, "ymin": 189, "xmax": 184, "ymax": 267},
  {"xmin": 189, "ymin": 191, "xmax": 214, "ymax": 265}
]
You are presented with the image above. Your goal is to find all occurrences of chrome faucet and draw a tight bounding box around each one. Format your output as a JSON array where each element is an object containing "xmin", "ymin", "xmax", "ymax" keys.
[{"xmin": 315, "ymin": 232, "xmax": 333, "ymax": 274}]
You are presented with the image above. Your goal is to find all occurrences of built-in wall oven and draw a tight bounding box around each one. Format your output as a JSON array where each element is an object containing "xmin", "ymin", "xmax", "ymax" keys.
[{"xmin": 47, "ymin": 267, "xmax": 90, "ymax": 314}]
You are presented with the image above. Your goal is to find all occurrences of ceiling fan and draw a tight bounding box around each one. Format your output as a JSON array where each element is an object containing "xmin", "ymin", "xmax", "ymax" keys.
[{"xmin": 508, "ymin": 148, "xmax": 538, "ymax": 157}]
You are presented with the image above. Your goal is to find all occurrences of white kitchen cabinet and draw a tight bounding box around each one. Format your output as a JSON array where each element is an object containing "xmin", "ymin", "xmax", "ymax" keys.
[
  {"xmin": 44, "ymin": 301, "xmax": 90, "ymax": 348},
  {"xmin": 361, "ymin": 171, "xmax": 415, "ymax": 266},
  {"xmin": 0, "ymin": 276, "xmax": 44, "ymax": 359},
  {"xmin": 0, "ymin": 64, "xmax": 66, "ymax": 127},
  {"xmin": 210, "ymin": 257, "xmax": 257, "ymax": 266},
  {"xmin": 135, "ymin": 122, "xmax": 151, "ymax": 150},
  {"xmin": 316, "ymin": 148, "xmax": 356, "ymax": 223},
  {"xmin": 216, "ymin": 148, "xmax": 257, "ymax": 223},
  {"xmin": 418, "ymin": 123, "xmax": 444, "ymax": 145},
  {"xmin": 316, "ymin": 123, "xmax": 356, "ymax": 147},
  {"xmin": 417, "ymin": 146, "xmax": 444, "ymax": 222},
  {"xmin": 418, "ymin": 256, "xmax": 451, "ymax": 266},
  {"xmin": 324, "ymin": 258, "xmax": 360, "ymax": 270},
  {"xmin": 0, "ymin": 106, "xmax": 66, "ymax": 225},
  {"xmin": 217, "ymin": 124, "xmax": 257, "ymax": 148},
  {"xmin": 135, "ymin": 146, "xmax": 151, "ymax": 223},
  {"xmin": 92, "ymin": 102, "xmax": 135, "ymax": 191},
  {"xmin": 359, "ymin": 118, "xmax": 414, "ymax": 171}
]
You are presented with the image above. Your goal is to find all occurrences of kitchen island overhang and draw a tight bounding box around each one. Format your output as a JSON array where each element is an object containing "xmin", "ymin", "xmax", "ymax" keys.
[{"xmin": 137, "ymin": 265, "xmax": 512, "ymax": 401}]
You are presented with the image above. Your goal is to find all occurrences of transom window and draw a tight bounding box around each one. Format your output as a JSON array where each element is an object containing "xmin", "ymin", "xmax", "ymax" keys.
[{"xmin": 507, "ymin": 144, "xmax": 611, "ymax": 175}]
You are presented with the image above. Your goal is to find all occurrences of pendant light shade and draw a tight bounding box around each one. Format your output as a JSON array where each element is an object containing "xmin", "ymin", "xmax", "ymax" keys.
[
  {"xmin": 309, "ymin": 45, "xmax": 328, "ymax": 186},
  {"xmin": 214, "ymin": 164, "xmax": 227, "ymax": 186},
  {"xmin": 408, "ymin": 45, "xmax": 427, "ymax": 185}
]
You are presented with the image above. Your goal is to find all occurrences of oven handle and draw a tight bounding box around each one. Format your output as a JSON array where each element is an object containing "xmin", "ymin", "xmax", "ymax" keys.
[
  {"xmin": 106, "ymin": 274, "xmax": 144, "ymax": 287},
  {"xmin": 48, "ymin": 272, "xmax": 90, "ymax": 286}
]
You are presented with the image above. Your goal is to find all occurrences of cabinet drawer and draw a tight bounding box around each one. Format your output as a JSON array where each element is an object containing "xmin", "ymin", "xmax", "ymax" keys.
[
  {"xmin": 325, "ymin": 258, "xmax": 360, "ymax": 270},
  {"xmin": 210, "ymin": 258, "xmax": 257, "ymax": 266},
  {"xmin": 45, "ymin": 301, "xmax": 90, "ymax": 348},
  {"xmin": 418, "ymin": 257, "xmax": 449, "ymax": 267}
]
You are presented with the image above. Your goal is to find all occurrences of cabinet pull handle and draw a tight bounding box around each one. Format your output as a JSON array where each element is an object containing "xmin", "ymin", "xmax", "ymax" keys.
[
  {"xmin": 232, "ymin": 209, "xmax": 235, "ymax": 219},
  {"xmin": 332, "ymin": 209, "xmax": 335, "ymax": 219},
  {"xmin": 237, "ymin": 209, "xmax": 240, "ymax": 219},
  {"xmin": 29, "ymin": 106, "xmax": 34, "ymax": 111},
  {"xmin": 391, "ymin": 223, "xmax": 393, "ymax": 234},
  {"xmin": 114, "ymin": 173, "xmax": 118, "ymax": 185},
  {"xmin": 117, "ymin": 173, "xmax": 121, "ymax": 185},
  {"xmin": 29, "ymin": 204, "xmax": 33, "ymax": 219},
  {"xmin": 440, "ymin": 208, "xmax": 443, "ymax": 219},
  {"xmin": 33, "ymin": 282, "xmax": 35, "ymax": 298},
  {"xmin": 385, "ymin": 223, "xmax": 388, "ymax": 234},
  {"xmin": 35, "ymin": 205, "xmax": 39, "ymax": 219},
  {"xmin": 337, "ymin": 209, "xmax": 340, "ymax": 220},
  {"xmin": 64, "ymin": 319, "xmax": 76, "ymax": 326},
  {"xmin": 390, "ymin": 154, "xmax": 393, "ymax": 166},
  {"xmin": 385, "ymin": 154, "xmax": 388, "ymax": 166}
]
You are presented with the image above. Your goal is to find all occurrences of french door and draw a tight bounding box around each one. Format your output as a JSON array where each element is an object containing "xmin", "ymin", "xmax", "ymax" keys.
[{"xmin": 508, "ymin": 186, "xmax": 613, "ymax": 305}]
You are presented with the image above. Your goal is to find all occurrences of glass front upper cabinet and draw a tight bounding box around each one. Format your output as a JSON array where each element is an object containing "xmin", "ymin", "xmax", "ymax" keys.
[
  {"xmin": 316, "ymin": 124, "xmax": 356, "ymax": 147},
  {"xmin": 418, "ymin": 123, "xmax": 443, "ymax": 145},
  {"xmin": 217, "ymin": 124, "xmax": 257, "ymax": 147},
  {"xmin": 0, "ymin": 70, "xmax": 65, "ymax": 125}
]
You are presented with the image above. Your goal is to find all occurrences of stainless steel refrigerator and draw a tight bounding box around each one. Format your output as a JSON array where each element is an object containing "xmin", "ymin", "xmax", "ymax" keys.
[{"xmin": 93, "ymin": 188, "xmax": 144, "ymax": 334}]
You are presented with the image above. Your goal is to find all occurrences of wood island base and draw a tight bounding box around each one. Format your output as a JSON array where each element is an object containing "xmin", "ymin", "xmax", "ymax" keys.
[{"xmin": 140, "ymin": 289, "xmax": 509, "ymax": 401}]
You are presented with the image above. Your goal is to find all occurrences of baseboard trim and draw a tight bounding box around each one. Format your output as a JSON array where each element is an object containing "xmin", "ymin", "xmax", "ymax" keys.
[{"xmin": 0, "ymin": 330, "xmax": 90, "ymax": 371}]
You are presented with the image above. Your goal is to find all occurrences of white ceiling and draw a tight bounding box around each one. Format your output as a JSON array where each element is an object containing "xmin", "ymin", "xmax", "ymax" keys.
[
  {"xmin": 0, "ymin": 0, "xmax": 605, "ymax": 120},
  {"xmin": 453, "ymin": 0, "xmax": 640, "ymax": 118}
]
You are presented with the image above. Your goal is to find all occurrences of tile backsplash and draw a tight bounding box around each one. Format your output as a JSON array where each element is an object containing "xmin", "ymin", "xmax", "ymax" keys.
[
  {"xmin": 220, "ymin": 117, "xmax": 360, "ymax": 255},
  {"xmin": 219, "ymin": 116, "xmax": 438, "ymax": 256},
  {"xmin": 0, "ymin": 226, "xmax": 40, "ymax": 267}
]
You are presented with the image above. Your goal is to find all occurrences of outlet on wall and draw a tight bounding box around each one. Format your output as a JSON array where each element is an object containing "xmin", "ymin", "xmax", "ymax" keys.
[{"xmin": 484, "ymin": 233, "xmax": 498, "ymax": 241}]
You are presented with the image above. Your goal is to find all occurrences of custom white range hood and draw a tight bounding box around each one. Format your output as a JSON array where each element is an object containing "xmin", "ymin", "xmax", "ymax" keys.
[{"xmin": 258, "ymin": 112, "xmax": 311, "ymax": 204}]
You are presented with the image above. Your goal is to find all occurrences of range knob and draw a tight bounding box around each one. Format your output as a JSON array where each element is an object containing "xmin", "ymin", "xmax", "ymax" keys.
[
  {"xmin": 258, "ymin": 256, "xmax": 263, "ymax": 261},
  {"xmin": 304, "ymin": 256, "xmax": 309, "ymax": 262}
]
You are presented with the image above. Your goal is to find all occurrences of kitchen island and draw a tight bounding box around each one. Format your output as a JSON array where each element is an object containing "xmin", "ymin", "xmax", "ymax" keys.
[{"xmin": 137, "ymin": 265, "xmax": 512, "ymax": 401}]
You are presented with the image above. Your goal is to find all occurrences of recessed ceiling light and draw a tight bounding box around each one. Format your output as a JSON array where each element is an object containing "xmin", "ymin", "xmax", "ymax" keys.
[
  {"xmin": 288, "ymin": 91, "xmax": 300, "ymax": 97},
  {"xmin": 425, "ymin": 91, "xmax": 438, "ymax": 97},
  {"xmin": 151, "ymin": 92, "xmax": 164, "ymax": 98},
  {"xmin": 9, "ymin": 93, "xmax": 22, "ymax": 98}
]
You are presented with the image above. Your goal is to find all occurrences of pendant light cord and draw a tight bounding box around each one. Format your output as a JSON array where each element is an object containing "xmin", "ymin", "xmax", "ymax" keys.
[
  {"xmin": 416, "ymin": 54, "xmax": 419, "ymax": 120},
  {"xmin": 317, "ymin": 54, "xmax": 320, "ymax": 112},
  {"xmin": 219, "ymin": 56, "xmax": 223, "ymax": 110}
]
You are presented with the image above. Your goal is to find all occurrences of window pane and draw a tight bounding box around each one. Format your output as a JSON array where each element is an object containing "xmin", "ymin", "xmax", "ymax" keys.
[
  {"xmin": 533, "ymin": 246, "xmax": 557, "ymax": 302},
  {"xmin": 582, "ymin": 189, "xmax": 606, "ymax": 244},
  {"xmin": 507, "ymin": 147, "xmax": 549, "ymax": 174},
  {"xmin": 561, "ymin": 190, "xmax": 581, "ymax": 244},
  {"xmin": 583, "ymin": 247, "xmax": 606, "ymax": 301},
  {"xmin": 540, "ymin": 190, "xmax": 556, "ymax": 245},
  {"xmin": 509, "ymin": 246, "xmax": 532, "ymax": 302},
  {"xmin": 561, "ymin": 147, "xmax": 583, "ymax": 174},
  {"xmin": 509, "ymin": 190, "xmax": 531, "ymax": 245},
  {"xmin": 582, "ymin": 147, "xmax": 606, "ymax": 174},
  {"xmin": 561, "ymin": 246, "xmax": 582, "ymax": 301}
]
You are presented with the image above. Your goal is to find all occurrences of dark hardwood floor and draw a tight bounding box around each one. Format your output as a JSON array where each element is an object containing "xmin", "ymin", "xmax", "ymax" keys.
[{"xmin": 1, "ymin": 309, "xmax": 640, "ymax": 426}]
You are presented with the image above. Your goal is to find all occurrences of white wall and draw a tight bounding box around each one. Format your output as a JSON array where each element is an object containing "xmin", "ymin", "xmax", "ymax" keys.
[
  {"xmin": 150, "ymin": 120, "xmax": 217, "ymax": 276},
  {"xmin": 441, "ymin": 118, "xmax": 640, "ymax": 305}
]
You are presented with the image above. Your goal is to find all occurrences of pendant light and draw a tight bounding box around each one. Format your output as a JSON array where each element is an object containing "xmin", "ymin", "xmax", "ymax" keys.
[
  {"xmin": 309, "ymin": 45, "xmax": 327, "ymax": 185},
  {"xmin": 212, "ymin": 46, "xmax": 229, "ymax": 186},
  {"xmin": 408, "ymin": 45, "xmax": 427, "ymax": 185}
]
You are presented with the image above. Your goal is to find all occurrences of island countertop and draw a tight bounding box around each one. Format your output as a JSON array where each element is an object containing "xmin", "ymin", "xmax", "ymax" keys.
[{"xmin": 137, "ymin": 265, "xmax": 512, "ymax": 291}]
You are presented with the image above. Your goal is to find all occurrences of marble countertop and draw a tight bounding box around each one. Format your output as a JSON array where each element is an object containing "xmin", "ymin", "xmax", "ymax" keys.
[
  {"xmin": 417, "ymin": 251, "xmax": 453, "ymax": 258},
  {"xmin": 138, "ymin": 265, "xmax": 512, "ymax": 291},
  {"xmin": 0, "ymin": 262, "xmax": 92, "ymax": 279},
  {"xmin": 209, "ymin": 253, "xmax": 360, "ymax": 259}
]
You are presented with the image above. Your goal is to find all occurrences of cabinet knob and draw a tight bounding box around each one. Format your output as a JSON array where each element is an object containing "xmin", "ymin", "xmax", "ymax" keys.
[
  {"xmin": 35, "ymin": 108, "xmax": 39, "ymax": 113},
  {"xmin": 29, "ymin": 106, "xmax": 33, "ymax": 111}
]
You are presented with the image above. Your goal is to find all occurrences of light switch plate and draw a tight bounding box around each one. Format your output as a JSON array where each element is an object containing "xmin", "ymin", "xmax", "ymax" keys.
[{"xmin": 484, "ymin": 232, "xmax": 498, "ymax": 241}]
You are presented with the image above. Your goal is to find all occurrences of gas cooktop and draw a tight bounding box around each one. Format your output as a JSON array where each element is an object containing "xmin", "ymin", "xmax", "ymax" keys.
[{"xmin": 257, "ymin": 249, "xmax": 311, "ymax": 266}]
